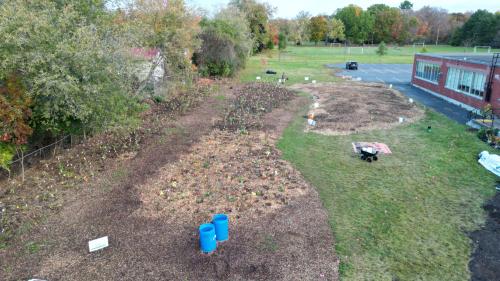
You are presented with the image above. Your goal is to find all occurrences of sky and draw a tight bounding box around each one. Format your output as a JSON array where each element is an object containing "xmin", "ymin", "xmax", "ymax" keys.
[{"xmin": 186, "ymin": 0, "xmax": 499, "ymax": 18}]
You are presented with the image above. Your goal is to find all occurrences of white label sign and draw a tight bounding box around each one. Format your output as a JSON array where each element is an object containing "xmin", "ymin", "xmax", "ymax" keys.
[
  {"xmin": 89, "ymin": 236, "xmax": 109, "ymax": 252},
  {"xmin": 256, "ymin": 76, "xmax": 261, "ymax": 80},
  {"xmin": 312, "ymin": 80, "xmax": 317, "ymax": 84},
  {"xmin": 304, "ymin": 77, "xmax": 310, "ymax": 81}
]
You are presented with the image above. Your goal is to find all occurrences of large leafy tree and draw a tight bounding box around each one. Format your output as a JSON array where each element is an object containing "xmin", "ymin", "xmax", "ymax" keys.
[
  {"xmin": 308, "ymin": 16, "xmax": 329, "ymax": 45},
  {"xmin": 399, "ymin": 1, "xmax": 413, "ymax": 10},
  {"xmin": 415, "ymin": 6, "xmax": 451, "ymax": 45},
  {"xmin": 194, "ymin": 7, "xmax": 252, "ymax": 77},
  {"xmin": 289, "ymin": 11, "xmax": 311, "ymax": 45},
  {"xmin": 450, "ymin": 10, "xmax": 499, "ymax": 47},
  {"xmin": 128, "ymin": 0, "xmax": 201, "ymax": 94},
  {"xmin": 327, "ymin": 18, "xmax": 346, "ymax": 42},
  {"xmin": 335, "ymin": 5, "xmax": 373, "ymax": 44},
  {"xmin": 367, "ymin": 4, "xmax": 395, "ymax": 43},
  {"xmin": 229, "ymin": 0, "xmax": 274, "ymax": 53},
  {"xmin": 0, "ymin": 0, "xmax": 141, "ymax": 136},
  {"xmin": 367, "ymin": 4, "xmax": 416, "ymax": 44}
]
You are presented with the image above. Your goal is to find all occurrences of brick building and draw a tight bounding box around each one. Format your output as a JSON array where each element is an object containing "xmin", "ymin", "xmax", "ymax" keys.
[{"xmin": 411, "ymin": 53, "xmax": 500, "ymax": 113}]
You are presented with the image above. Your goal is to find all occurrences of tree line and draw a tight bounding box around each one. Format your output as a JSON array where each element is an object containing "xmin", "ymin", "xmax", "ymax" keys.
[
  {"xmin": 1, "ymin": 0, "xmax": 498, "ymax": 171},
  {"xmin": 0, "ymin": 0, "xmax": 274, "ymax": 171},
  {"xmin": 271, "ymin": 1, "xmax": 500, "ymax": 47}
]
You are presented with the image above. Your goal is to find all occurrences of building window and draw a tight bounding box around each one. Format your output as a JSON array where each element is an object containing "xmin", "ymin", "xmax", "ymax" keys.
[
  {"xmin": 445, "ymin": 67, "xmax": 486, "ymax": 98},
  {"xmin": 415, "ymin": 61, "xmax": 441, "ymax": 83}
]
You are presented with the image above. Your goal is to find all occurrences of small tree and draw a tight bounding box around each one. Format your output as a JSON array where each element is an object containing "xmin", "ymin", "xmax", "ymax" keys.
[
  {"xmin": 278, "ymin": 32, "xmax": 287, "ymax": 61},
  {"xmin": 278, "ymin": 32, "xmax": 287, "ymax": 50},
  {"xmin": 327, "ymin": 18, "xmax": 346, "ymax": 43},
  {"xmin": 308, "ymin": 16, "xmax": 329, "ymax": 45},
  {"xmin": 399, "ymin": 1, "xmax": 413, "ymax": 10},
  {"xmin": 266, "ymin": 35, "xmax": 275, "ymax": 49},
  {"xmin": 376, "ymin": 41, "xmax": 388, "ymax": 56}
]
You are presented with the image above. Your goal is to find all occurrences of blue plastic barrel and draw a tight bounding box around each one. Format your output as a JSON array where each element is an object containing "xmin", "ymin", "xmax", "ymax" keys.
[
  {"xmin": 199, "ymin": 223, "xmax": 217, "ymax": 254},
  {"xmin": 212, "ymin": 214, "xmax": 229, "ymax": 242}
]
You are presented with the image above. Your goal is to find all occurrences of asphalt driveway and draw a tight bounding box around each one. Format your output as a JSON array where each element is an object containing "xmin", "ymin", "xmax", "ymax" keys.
[
  {"xmin": 326, "ymin": 63, "xmax": 469, "ymax": 124},
  {"xmin": 327, "ymin": 63, "xmax": 413, "ymax": 84}
]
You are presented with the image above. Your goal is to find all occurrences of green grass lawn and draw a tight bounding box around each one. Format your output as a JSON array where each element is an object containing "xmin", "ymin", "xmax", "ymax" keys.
[
  {"xmin": 278, "ymin": 110, "xmax": 496, "ymax": 280},
  {"xmin": 239, "ymin": 45, "xmax": 499, "ymax": 280},
  {"xmin": 238, "ymin": 45, "xmax": 500, "ymax": 84}
]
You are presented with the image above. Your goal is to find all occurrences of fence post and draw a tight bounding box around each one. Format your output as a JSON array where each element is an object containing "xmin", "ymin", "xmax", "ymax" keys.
[{"xmin": 15, "ymin": 146, "xmax": 25, "ymax": 182}]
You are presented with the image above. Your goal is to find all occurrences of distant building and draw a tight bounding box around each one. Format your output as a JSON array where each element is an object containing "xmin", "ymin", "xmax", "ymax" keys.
[{"xmin": 411, "ymin": 53, "xmax": 500, "ymax": 113}]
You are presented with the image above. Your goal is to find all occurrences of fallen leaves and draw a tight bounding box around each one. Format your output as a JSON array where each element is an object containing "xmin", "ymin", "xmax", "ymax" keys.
[
  {"xmin": 217, "ymin": 83, "xmax": 296, "ymax": 131},
  {"xmin": 137, "ymin": 130, "xmax": 309, "ymax": 224}
]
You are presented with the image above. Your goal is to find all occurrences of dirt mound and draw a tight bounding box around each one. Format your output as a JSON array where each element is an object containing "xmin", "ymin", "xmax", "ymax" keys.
[{"xmin": 290, "ymin": 82, "xmax": 424, "ymax": 135}]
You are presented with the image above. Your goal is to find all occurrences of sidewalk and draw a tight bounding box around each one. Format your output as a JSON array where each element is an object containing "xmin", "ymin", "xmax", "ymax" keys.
[{"xmin": 394, "ymin": 83, "xmax": 470, "ymax": 124}]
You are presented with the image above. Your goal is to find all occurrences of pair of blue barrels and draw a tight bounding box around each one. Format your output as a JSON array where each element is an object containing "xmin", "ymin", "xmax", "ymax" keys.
[{"xmin": 199, "ymin": 214, "xmax": 228, "ymax": 254}]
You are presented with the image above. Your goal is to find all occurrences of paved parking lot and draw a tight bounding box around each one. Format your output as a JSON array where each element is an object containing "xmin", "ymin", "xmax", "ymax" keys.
[
  {"xmin": 327, "ymin": 63, "xmax": 413, "ymax": 84},
  {"xmin": 326, "ymin": 63, "xmax": 469, "ymax": 124}
]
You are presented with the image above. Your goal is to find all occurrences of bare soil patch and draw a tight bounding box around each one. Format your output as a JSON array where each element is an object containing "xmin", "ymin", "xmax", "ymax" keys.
[
  {"xmin": 0, "ymin": 83, "xmax": 338, "ymax": 281},
  {"xmin": 469, "ymin": 191, "xmax": 500, "ymax": 281},
  {"xmin": 290, "ymin": 82, "xmax": 424, "ymax": 135}
]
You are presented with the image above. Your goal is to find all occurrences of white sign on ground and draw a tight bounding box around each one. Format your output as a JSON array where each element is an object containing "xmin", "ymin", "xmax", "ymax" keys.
[
  {"xmin": 256, "ymin": 76, "xmax": 261, "ymax": 80},
  {"xmin": 305, "ymin": 77, "xmax": 309, "ymax": 81},
  {"xmin": 89, "ymin": 236, "xmax": 109, "ymax": 252},
  {"xmin": 312, "ymin": 80, "xmax": 317, "ymax": 84}
]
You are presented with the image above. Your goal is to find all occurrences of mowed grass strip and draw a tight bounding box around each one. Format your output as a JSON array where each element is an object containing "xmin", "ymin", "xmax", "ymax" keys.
[
  {"xmin": 277, "ymin": 109, "xmax": 496, "ymax": 280},
  {"xmin": 239, "ymin": 45, "xmax": 500, "ymax": 85}
]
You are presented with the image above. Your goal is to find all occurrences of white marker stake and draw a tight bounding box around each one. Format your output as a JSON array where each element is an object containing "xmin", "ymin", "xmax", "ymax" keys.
[
  {"xmin": 305, "ymin": 77, "xmax": 309, "ymax": 81},
  {"xmin": 409, "ymin": 98, "xmax": 414, "ymax": 104},
  {"xmin": 399, "ymin": 117, "xmax": 404, "ymax": 123},
  {"xmin": 89, "ymin": 236, "xmax": 109, "ymax": 252},
  {"xmin": 256, "ymin": 76, "xmax": 261, "ymax": 80},
  {"xmin": 312, "ymin": 80, "xmax": 317, "ymax": 84},
  {"xmin": 389, "ymin": 84, "xmax": 393, "ymax": 89}
]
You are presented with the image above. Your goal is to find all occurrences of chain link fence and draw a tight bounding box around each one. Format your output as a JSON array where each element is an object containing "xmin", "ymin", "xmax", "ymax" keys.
[{"xmin": 0, "ymin": 135, "xmax": 81, "ymax": 181}]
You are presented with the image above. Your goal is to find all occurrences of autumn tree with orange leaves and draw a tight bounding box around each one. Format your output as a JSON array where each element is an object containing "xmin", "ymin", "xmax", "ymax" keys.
[{"xmin": 0, "ymin": 75, "xmax": 32, "ymax": 172}]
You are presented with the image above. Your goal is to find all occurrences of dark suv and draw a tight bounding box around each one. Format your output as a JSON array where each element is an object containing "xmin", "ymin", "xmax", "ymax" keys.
[{"xmin": 346, "ymin": 61, "xmax": 358, "ymax": 70}]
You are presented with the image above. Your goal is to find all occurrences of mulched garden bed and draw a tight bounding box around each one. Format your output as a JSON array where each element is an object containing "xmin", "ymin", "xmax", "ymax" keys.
[{"xmin": 290, "ymin": 82, "xmax": 424, "ymax": 135}]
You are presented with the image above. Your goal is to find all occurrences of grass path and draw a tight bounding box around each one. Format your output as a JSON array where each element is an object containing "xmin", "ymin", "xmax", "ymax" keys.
[{"xmin": 277, "ymin": 109, "xmax": 496, "ymax": 280}]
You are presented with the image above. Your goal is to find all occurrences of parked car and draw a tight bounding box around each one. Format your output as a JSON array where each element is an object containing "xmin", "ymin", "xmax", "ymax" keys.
[{"xmin": 346, "ymin": 61, "xmax": 358, "ymax": 70}]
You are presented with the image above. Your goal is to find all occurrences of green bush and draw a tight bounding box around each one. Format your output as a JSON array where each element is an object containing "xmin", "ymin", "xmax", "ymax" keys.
[
  {"xmin": 194, "ymin": 8, "xmax": 253, "ymax": 77},
  {"xmin": 0, "ymin": 1, "xmax": 143, "ymax": 137},
  {"xmin": 376, "ymin": 41, "xmax": 388, "ymax": 56},
  {"xmin": 278, "ymin": 33, "xmax": 287, "ymax": 50},
  {"xmin": 0, "ymin": 143, "xmax": 15, "ymax": 172},
  {"xmin": 477, "ymin": 128, "xmax": 488, "ymax": 141},
  {"xmin": 266, "ymin": 37, "xmax": 275, "ymax": 50}
]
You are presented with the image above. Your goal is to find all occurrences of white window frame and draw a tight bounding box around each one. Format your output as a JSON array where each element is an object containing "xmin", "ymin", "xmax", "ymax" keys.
[
  {"xmin": 445, "ymin": 67, "xmax": 486, "ymax": 100},
  {"xmin": 415, "ymin": 60, "xmax": 441, "ymax": 84}
]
